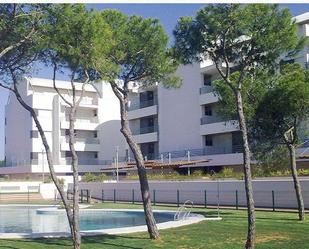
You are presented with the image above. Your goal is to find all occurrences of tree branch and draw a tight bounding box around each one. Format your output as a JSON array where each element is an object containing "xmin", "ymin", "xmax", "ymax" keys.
[
  {"xmin": 0, "ymin": 82, "xmax": 14, "ymax": 92},
  {"xmin": 52, "ymin": 62, "xmax": 72, "ymax": 107},
  {"xmin": 0, "ymin": 27, "xmax": 36, "ymax": 59},
  {"xmin": 76, "ymin": 70, "xmax": 90, "ymax": 107}
]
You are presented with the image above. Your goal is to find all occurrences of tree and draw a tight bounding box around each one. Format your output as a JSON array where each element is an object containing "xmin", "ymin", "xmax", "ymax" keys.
[
  {"xmin": 0, "ymin": 4, "xmax": 91, "ymax": 249},
  {"xmin": 41, "ymin": 4, "xmax": 112, "ymax": 248},
  {"xmin": 254, "ymin": 63, "xmax": 309, "ymax": 221},
  {"xmin": 173, "ymin": 4, "xmax": 299, "ymax": 248},
  {"xmin": 92, "ymin": 10, "xmax": 180, "ymax": 239},
  {"xmin": 0, "ymin": 2, "xmax": 71, "ymax": 223}
]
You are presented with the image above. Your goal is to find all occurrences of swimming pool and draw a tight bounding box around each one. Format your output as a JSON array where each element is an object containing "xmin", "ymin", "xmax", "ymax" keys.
[
  {"xmin": 0, "ymin": 205, "xmax": 208, "ymax": 238},
  {"xmin": 0, "ymin": 205, "xmax": 177, "ymax": 234}
]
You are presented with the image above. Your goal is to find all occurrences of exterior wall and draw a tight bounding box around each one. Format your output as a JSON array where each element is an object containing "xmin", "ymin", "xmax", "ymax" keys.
[
  {"xmin": 158, "ymin": 63, "xmax": 203, "ymax": 152},
  {"xmin": 5, "ymin": 83, "xmax": 32, "ymax": 167},
  {"xmin": 3, "ymin": 78, "xmax": 125, "ymax": 175},
  {"xmin": 98, "ymin": 83, "xmax": 126, "ymax": 163}
]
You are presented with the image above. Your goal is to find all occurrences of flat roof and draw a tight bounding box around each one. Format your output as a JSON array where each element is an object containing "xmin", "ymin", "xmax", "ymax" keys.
[
  {"xmin": 294, "ymin": 12, "xmax": 309, "ymax": 24},
  {"xmin": 26, "ymin": 77, "xmax": 97, "ymax": 93}
]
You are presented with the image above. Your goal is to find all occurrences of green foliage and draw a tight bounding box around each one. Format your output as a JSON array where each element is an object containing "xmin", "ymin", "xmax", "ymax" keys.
[
  {"xmin": 43, "ymin": 4, "xmax": 113, "ymax": 78},
  {"xmin": 82, "ymin": 173, "xmax": 110, "ymax": 182},
  {"xmin": 254, "ymin": 63, "xmax": 309, "ymax": 146},
  {"xmin": 174, "ymin": 4, "xmax": 299, "ymax": 72},
  {"xmin": 0, "ymin": 4, "xmax": 48, "ymax": 81},
  {"xmin": 93, "ymin": 9, "xmax": 180, "ymax": 88},
  {"xmin": 0, "ymin": 160, "xmax": 4, "ymax": 167},
  {"xmin": 253, "ymin": 145, "xmax": 290, "ymax": 175},
  {"xmin": 213, "ymin": 70, "xmax": 272, "ymax": 122}
]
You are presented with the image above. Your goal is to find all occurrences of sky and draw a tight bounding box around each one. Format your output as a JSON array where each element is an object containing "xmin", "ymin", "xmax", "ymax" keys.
[{"xmin": 0, "ymin": 3, "xmax": 309, "ymax": 160}]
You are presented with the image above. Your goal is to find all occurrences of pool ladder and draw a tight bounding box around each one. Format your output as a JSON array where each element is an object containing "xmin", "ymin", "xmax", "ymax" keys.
[{"xmin": 174, "ymin": 200, "xmax": 194, "ymax": 221}]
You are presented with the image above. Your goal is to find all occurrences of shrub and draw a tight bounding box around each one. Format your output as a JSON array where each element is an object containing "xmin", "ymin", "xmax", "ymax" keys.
[{"xmin": 82, "ymin": 172, "xmax": 110, "ymax": 182}]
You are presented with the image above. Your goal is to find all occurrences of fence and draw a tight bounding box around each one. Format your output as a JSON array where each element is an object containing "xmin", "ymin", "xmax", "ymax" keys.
[
  {"xmin": 67, "ymin": 189, "xmax": 91, "ymax": 203},
  {"xmin": 93, "ymin": 188, "xmax": 309, "ymax": 211}
]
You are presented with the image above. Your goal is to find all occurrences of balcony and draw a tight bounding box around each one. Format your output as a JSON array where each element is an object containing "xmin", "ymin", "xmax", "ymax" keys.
[
  {"xmin": 79, "ymin": 98, "xmax": 98, "ymax": 109},
  {"xmin": 200, "ymin": 115, "xmax": 239, "ymax": 135},
  {"xmin": 203, "ymin": 145, "xmax": 242, "ymax": 155},
  {"xmin": 199, "ymin": 85, "xmax": 213, "ymax": 94},
  {"xmin": 129, "ymin": 98, "xmax": 157, "ymax": 111},
  {"xmin": 200, "ymin": 115, "xmax": 226, "ymax": 125},
  {"xmin": 132, "ymin": 126, "xmax": 158, "ymax": 143},
  {"xmin": 133, "ymin": 126, "xmax": 157, "ymax": 135},
  {"xmin": 60, "ymin": 117, "xmax": 99, "ymax": 130},
  {"xmin": 199, "ymin": 86, "xmax": 219, "ymax": 105},
  {"xmin": 60, "ymin": 137, "xmax": 100, "ymax": 151},
  {"xmin": 128, "ymin": 99, "xmax": 158, "ymax": 120}
]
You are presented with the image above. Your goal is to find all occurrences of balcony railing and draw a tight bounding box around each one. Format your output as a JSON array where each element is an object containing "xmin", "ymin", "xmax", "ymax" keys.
[
  {"xmin": 80, "ymin": 98, "xmax": 98, "ymax": 106},
  {"xmin": 129, "ymin": 97, "xmax": 158, "ymax": 111},
  {"xmin": 62, "ymin": 117, "xmax": 99, "ymax": 124},
  {"xmin": 199, "ymin": 85, "xmax": 213, "ymax": 94},
  {"xmin": 200, "ymin": 115, "xmax": 228, "ymax": 125},
  {"xmin": 65, "ymin": 137, "xmax": 100, "ymax": 144},
  {"xmin": 132, "ymin": 125, "xmax": 158, "ymax": 135}
]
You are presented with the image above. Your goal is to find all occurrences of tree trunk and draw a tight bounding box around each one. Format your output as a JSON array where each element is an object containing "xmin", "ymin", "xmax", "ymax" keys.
[
  {"xmin": 11, "ymin": 85, "xmax": 76, "ymax": 242},
  {"xmin": 287, "ymin": 144, "xmax": 305, "ymax": 221},
  {"xmin": 68, "ymin": 108, "xmax": 81, "ymax": 249},
  {"xmin": 236, "ymin": 90, "xmax": 256, "ymax": 249},
  {"xmin": 111, "ymin": 84, "xmax": 160, "ymax": 239}
]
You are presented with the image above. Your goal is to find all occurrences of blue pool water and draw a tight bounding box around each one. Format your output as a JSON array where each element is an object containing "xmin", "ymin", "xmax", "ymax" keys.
[{"xmin": 0, "ymin": 206, "xmax": 174, "ymax": 233}]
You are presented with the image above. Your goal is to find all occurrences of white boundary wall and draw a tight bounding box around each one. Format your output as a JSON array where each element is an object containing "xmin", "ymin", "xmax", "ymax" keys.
[{"xmin": 77, "ymin": 178, "xmax": 309, "ymax": 209}]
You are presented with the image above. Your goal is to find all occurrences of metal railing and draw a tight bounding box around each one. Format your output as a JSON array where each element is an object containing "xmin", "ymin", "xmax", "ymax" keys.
[
  {"xmin": 132, "ymin": 125, "xmax": 158, "ymax": 135},
  {"xmin": 200, "ymin": 115, "xmax": 229, "ymax": 125},
  {"xmin": 61, "ymin": 117, "xmax": 99, "ymax": 124},
  {"xmin": 96, "ymin": 188, "xmax": 309, "ymax": 211},
  {"xmin": 80, "ymin": 98, "xmax": 97, "ymax": 106},
  {"xmin": 199, "ymin": 85, "xmax": 213, "ymax": 94},
  {"xmin": 65, "ymin": 137, "xmax": 100, "ymax": 144},
  {"xmin": 129, "ymin": 97, "xmax": 158, "ymax": 111}
]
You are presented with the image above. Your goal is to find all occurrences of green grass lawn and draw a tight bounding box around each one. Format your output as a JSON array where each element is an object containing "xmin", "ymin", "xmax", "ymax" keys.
[{"xmin": 0, "ymin": 202, "xmax": 308, "ymax": 249}]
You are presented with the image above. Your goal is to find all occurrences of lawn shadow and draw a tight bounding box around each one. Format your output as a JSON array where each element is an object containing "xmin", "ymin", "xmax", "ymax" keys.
[
  {"xmin": 84, "ymin": 235, "xmax": 145, "ymax": 249},
  {"xmin": 0, "ymin": 234, "xmax": 149, "ymax": 249}
]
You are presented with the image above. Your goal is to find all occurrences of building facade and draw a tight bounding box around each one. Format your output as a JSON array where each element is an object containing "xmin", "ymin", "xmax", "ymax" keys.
[
  {"xmin": 126, "ymin": 12, "xmax": 309, "ymax": 170},
  {"xmin": 3, "ymin": 77, "xmax": 126, "ymax": 176}
]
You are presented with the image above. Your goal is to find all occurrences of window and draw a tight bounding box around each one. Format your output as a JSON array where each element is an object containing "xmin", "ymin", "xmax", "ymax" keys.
[
  {"xmin": 204, "ymin": 106, "xmax": 212, "ymax": 116},
  {"xmin": 30, "ymin": 130, "xmax": 38, "ymax": 138},
  {"xmin": 30, "ymin": 152, "xmax": 38, "ymax": 160},
  {"xmin": 203, "ymin": 74, "xmax": 211, "ymax": 86},
  {"xmin": 94, "ymin": 131, "xmax": 98, "ymax": 138},
  {"xmin": 94, "ymin": 152, "xmax": 98, "ymax": 159},
  {"xmin": 65, "ymin": 129, "xmax": 73, "ymax": 136},
  {"xmin": 93, "ymin": 110, "xmax": 97, "ymax": 117},
  {"xmin": 140, "ymin": 91, "xmax": 154, "ymax": 101},
  {"xmin": 205, "ymin": 135, "xmax": 213, "ymax": 146},
  {"xmin": 65, "ymin": 151, "xmax": 72, "ymax": 157}
]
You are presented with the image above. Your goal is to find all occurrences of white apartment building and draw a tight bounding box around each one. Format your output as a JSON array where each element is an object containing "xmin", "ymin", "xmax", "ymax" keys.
[
  {"xmin": 2, "ymin": 77, "xmax": 126, "ymax": 176},
  {"xmin": 126, "ymin": 12, "xmax": 309, "ymax": 171}
]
